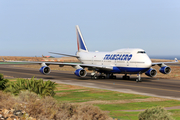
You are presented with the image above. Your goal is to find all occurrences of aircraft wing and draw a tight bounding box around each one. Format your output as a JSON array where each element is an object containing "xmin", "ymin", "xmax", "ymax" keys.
[
  {"xmin": 1, "ymin": 58, "xmax": 113, "ymax": 71},
  {"xmin": 48, "ymin": 52, "xmax": 79, "ymax": 58},
  {"xmin": 152, "ymin": 58, "xmax": 179, "ymax": 66}
]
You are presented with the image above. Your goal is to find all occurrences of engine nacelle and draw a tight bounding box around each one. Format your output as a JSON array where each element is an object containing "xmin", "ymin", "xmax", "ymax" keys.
[
  {"xmin": 74, "ymin": 68, "xmax": 87, "ymax": 77},
  {"xmin": 159, "ymin": 66, "xmax": 171, "ymax": 74},
  {"xmin": 39, "ymin": 66, "xmax": 51, "ymax": 75},
  {"xmin": 145, "ymin": 68, "xmax": 157, "ymax": 77}
]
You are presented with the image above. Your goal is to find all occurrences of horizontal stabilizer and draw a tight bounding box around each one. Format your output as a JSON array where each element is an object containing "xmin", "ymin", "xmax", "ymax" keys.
[{"xmin": 1, "ymin": 57, "xmax": 6, "ymax": 62}]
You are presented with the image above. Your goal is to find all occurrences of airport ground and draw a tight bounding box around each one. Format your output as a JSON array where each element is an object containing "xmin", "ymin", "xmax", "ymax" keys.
[
  {"xmin": 0, "ymin": 64, "xmax": 180, "ymax": 100},
  {"xmin": 0, "ymin": 57, "xmax": 180, "ymax": 119}
]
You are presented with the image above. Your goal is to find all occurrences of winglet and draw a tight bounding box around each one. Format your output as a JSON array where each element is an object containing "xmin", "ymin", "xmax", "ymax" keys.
[
  {"xmin": 1, "ymin": 57, "xmax": 6, "ymax": 62},
  {"xmin": 175, "ymin": 58, "xmax": 178, "ymax": 62}
]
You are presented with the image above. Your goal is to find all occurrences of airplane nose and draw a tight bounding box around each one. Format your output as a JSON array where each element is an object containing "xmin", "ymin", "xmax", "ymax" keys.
[{"xmin": 145, "ymin": 58, "xmax": 152, "ymax": 67}]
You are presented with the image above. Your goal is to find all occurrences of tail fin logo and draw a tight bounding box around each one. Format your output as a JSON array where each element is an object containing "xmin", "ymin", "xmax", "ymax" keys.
[{"xmin": 76, "ymin": 25, "xmax": 88, "ymax": 52}]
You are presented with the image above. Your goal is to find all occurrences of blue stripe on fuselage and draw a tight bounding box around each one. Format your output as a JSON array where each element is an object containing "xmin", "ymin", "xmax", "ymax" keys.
[{"xmin": 110, "ymin": 67, "xmax": 149, "ymax": 73}]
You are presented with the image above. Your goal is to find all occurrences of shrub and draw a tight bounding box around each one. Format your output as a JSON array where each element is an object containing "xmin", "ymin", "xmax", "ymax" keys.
[
  {"xmin": 0, "ymin": 91, "xmax": 112, "ymax": 120},
  {"xmin": 4, "ymin": 77, "xmax": 57, "ymax": 97},
  {"xmin": 138, "ymin": 106, "xmax": 174, "ymax": 120},
  {"xmin": 0, "ymin": 73, "xmax": 9, "ymax": 90},
  {"xmin": 0, "ymin": 91, "xmax": 14, "ymax": 109}
]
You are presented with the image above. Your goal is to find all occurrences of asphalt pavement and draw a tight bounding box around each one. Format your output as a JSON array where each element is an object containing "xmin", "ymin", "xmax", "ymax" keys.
[{"xmin": 0, "ymin": 64, "xmax": 180, "ymax": 100}]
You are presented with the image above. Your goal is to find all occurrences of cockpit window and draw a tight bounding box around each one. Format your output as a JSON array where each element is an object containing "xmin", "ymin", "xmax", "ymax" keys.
[{"xmin": 137, "ymin": 51, "xmax": 146, "ymax": 54}]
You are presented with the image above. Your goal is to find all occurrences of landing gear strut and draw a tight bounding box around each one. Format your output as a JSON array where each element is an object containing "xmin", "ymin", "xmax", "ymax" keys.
[
  {"xmin": 136, "ymin": 73, "xmax": 142, "ymax": 82},
  {"xmin": 106, "ymin": 73, "xmax": 116, "ymax": 79},
  {"xmin": 91, "ymin": 72, "xmax": 98, "ymax": 79},
  {"xmin": 98, "ymin": 73, "xmax": 106, "ymax": 79}
]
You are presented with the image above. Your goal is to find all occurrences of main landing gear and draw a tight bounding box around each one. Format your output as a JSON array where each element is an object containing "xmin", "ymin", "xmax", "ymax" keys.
[
  {"xmin": 108, "ymin": 73, "xmax": 116, "ymax": 79},
  {"xmin": 122, "ymin": 74, "xmax": 142, "ymax": 82},
  {"xmin": 122, "ymin": 74, "xmax": 130, "ymax": 80},
  {"xmin": 91, "ymin": 72, "xmax": 98, "ymax": 79},
  {"xmin": 91, "ymin": 72, "xmax": 116, "ymax": 79}
]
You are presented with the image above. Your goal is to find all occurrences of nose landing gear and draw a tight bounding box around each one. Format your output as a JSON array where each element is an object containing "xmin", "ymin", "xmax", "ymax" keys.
[{"xmin": 136, "ymin": 73, "xmax": 142, "ymax": 82}]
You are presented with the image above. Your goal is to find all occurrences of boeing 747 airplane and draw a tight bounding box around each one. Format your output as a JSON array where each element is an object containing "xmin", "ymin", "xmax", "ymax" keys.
[{"xmin": 3, "ymin": 25, "xmax": 178, "ymax": 82}]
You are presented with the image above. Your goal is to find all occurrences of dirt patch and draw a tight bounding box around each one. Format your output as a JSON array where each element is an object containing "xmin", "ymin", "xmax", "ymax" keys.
[
  {"xmin": 56, "ymin": 84, "xmax": 86, "ymax": 91},
  {"xmin": 72, "ymin": 97, "xmax": 168, "ymax": 105},
  {"xmin": 55, "ymin": 92, "xmax": 71, "ymax": 97}
]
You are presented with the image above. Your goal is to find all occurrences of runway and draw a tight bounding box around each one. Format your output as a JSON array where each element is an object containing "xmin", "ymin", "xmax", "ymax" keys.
[{"xmin": 0, "ymin": 64, "xmax": 180, "ymax": 100}]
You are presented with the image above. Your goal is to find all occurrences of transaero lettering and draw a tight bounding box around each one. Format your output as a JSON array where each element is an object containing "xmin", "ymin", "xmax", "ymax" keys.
[{"xmin": 104, "ymin": 54, "xmax": 133, "ymax": 61}]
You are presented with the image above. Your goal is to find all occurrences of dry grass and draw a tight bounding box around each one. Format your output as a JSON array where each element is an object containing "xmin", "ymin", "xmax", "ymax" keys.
[{"xmin": 0, "ymin": 56, "xmax": 43, "ymax": 61}]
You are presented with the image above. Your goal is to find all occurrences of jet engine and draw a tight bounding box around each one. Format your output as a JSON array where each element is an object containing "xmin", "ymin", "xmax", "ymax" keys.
[
  {"xmin": 159, "ymin": 66, "xmax": 171, "ymax": 74},
  {"xmin": 39, "ymin": 66, "xmax": 51, "ymax": 75},
  {"xmin": 74, "ymin": 68, "xmax": 87, "ymax": 77},
  {"xmin": 145, "ymin": 68, "xmax": 157, "ymax": 77}
]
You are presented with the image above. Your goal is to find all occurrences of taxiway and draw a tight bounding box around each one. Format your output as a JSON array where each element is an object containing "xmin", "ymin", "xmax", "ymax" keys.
[{"xmin": 0, "ymin": 65, "xmax": 180, "ymax": 100}]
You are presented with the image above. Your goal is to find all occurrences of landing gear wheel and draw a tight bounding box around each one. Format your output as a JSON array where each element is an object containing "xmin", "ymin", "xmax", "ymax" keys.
[
  {"xmin": 113, "ymin": 76, "xmax": 116, "ymax": 79},
  {"xmin": 100, "ymin": 76, "xmax": 106, "ymax": 79},
  {"xmin": 109, "ymin": 75, "xmax": 116, "ymax": 79},
  {"xmin": 91, "ymin": 75, "xmax": 98, "ymax": 79},
  {"xmin": 122, "ymin": 75, "xmax": 130, "ymax": 80},
  {"xmin": 91, "ymin": 72, "xmax": 98, "ymax": 80}
]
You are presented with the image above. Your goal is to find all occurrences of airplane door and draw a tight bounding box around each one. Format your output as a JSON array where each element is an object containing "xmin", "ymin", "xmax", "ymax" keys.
[
  {"xmin": 102, "ymin": 57, "xmax": 104, "ymax": 65},
  {"xmin": 92, "ymin": 57, "xmax": 94, "ymax": 64},
  {"xmin": 115, "ymin": 56, "xmax": 117, "ymax": 66},
  {"xmin": 126, "ymin": 54, "xmax": 129, "ymax": 66},
  {"xmin": 92, "ymin": 55, "xmax": 97, "ymax": 65}
]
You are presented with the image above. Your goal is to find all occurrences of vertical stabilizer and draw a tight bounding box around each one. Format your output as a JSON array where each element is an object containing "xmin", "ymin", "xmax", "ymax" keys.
[{"xmin": 76, "ymin": 25, "xmax": 89, "ymax": 52}]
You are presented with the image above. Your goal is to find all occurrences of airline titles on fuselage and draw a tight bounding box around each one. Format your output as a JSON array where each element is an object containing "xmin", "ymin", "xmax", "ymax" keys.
[{"xmin": 103, "ymin": 54, "xmax": 133, "ymax": 61}]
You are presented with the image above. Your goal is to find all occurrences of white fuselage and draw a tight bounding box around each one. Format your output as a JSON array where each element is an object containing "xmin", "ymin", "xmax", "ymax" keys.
[{"xmin": 77, "ymin": 48, "xmax": 152, "ymax": 74}]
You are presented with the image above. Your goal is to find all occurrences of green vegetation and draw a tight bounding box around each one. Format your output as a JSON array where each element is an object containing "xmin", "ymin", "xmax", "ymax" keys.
[
  {"xmin": 95, "ymin": 100, "xmax": 180, "ymax": 111},
  {"xmin": 54, "ymin": 84, "xmax": 180, "ymax": 120},
  {"xmin": 4, "ymin": 77, "xmax": 57, "ymax": 97},
  {"xmin": 0, "ymin": 74, "xmax": 9, "ymax": 90},
  {"xmin": 54, "ymin": 89, "xmax": 149, "ymax": 103},
  {"xmin": 169, "ymin": 109, "xmax": 180, "ymax": 120},
  {"xmin": 95, "ymin": 101, "xmax": 180, "ymax": 119},
  {"xmin": 1, "ymin": 76, "xmax": 180, "ymax": 119},
  {"xmin": 110, "ymin": 111, "xmax": 139, "ymax": 120},
  {"xmin": 138, "ymin": 106, "xmax": 174, "ymax": 120}
]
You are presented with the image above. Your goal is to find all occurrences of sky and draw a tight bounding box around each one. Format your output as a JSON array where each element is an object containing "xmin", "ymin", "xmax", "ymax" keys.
[{"xmin": 0, "ymin": 0, "xmax": 180, "ymax": 57}]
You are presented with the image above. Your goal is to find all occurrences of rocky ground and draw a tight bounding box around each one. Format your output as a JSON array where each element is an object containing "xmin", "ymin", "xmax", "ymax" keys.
[{"xmin": 0, "ymin": 108, "xmax": 36, "ymax": 120}]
